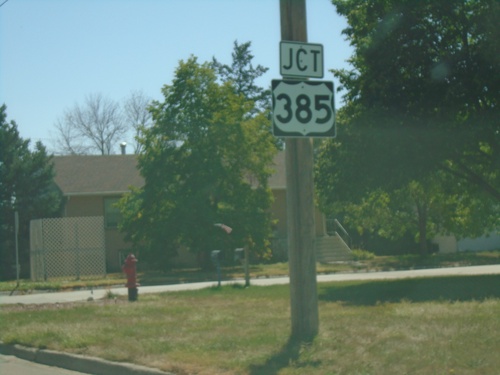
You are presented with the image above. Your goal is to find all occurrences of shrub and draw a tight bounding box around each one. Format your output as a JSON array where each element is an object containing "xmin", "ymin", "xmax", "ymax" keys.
[{"xmin": 351, "ymin": 249, "xmax": 376, "ymax": 261}]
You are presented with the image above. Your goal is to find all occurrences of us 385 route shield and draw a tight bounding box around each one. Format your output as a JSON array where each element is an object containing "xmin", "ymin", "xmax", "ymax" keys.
[{"xmin": 272, "ymin": 80, "xmax": 336, "ymax": 138}]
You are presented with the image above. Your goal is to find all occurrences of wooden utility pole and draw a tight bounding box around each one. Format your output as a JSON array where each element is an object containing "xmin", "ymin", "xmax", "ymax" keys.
[{"xmin": 280, "ymin": 0, "xmax": 319, "ymax": 341}]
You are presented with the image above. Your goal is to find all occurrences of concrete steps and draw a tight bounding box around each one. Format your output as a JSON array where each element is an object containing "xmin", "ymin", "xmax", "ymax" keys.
[{"xmin": 315, "ymin": 233, "xmax": 353, "ymax": 263}]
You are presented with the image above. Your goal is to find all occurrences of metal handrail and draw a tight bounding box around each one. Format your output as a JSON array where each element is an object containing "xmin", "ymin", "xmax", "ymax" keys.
[{"xmin": 334, "ymin": 219, "xmax": 351, "ymax": 248}]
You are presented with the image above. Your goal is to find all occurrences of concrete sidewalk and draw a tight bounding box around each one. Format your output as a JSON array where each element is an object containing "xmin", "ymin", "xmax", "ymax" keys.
[{"xmin": 2, "ymin": 264, "xmax": 499, "ymax": 306}]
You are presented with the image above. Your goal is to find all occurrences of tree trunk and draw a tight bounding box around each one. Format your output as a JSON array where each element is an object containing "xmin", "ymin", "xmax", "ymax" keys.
[{"xmin": 417, "ymin": 203, "xmax": 428, "ymax": 256}]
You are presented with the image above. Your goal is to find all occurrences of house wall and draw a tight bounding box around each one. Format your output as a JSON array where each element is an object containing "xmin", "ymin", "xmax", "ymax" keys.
[
  {"xmin": 63, "ymin": 195, "xmax": 133, "ymax": 272},
  {"xmin": 432, "ymin": 235, "xmax": 458, "ymax": 253},
  {"xmin": 65, "ymin": 196, "xmax": 103, "ymax": 217},
  {"xmin": 61, "ymin": 189, "xmax": 330, "ymax": 271},
  {"xmin": 458, "ymin": 232, "xmax": 500, "ymax": 252},
  {"xmin": 105, "ymin": 228, "xmax": 132, "ymax": 271},
  {"xmin": 271, "ymin": 189, "xmax": 287, "ymax": 238},
  {"xmin": 271, "ymin": 188, "xmax": 327, "ymax": 239}
]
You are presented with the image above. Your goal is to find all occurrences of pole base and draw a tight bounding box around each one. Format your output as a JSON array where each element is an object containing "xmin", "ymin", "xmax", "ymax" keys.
[{"xmin": 127, "ymin": 287, "xmax": 138, "ymax": 301}]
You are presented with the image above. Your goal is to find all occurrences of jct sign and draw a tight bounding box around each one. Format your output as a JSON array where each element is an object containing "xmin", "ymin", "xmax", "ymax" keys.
[
  {"xmin": 272, "ymin": 80, "xmax": 336, "ymax": 137},
  {"xmin": 280, "ymin": 41, "xmax": 323, "ymax": 78}
]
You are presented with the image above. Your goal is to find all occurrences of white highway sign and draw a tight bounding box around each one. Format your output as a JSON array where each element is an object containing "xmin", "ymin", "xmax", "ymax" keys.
[
  {"xmin": 272, "ymin": 80, "xmax": 336, "ymax": 138},
  {"xmin": 280, "ymin": 41, "xmax": 324, "ymax": 78}
]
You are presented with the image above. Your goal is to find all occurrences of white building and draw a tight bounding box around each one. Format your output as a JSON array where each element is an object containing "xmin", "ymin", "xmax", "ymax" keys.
[{"xmin": 433, "ymin": 232, "xmax": 500, "ymax": 253}]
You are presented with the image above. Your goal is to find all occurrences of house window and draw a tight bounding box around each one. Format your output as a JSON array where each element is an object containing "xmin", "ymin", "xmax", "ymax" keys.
[{"xmin": 104, "ymin": 198, "xmax": 122, "ymax": 228}]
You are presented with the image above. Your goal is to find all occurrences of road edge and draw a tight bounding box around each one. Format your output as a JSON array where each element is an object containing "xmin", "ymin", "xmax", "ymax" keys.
[{"xmin": 0, "ymin": 341, "xmax": 174, "ymax": 375}]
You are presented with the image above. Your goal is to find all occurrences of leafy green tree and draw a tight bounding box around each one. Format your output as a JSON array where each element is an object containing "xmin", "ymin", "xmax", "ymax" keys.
[
  {"xmin": 328, "ymin": 0, "xmax": 499, "ymax": 199},
  {"xmin": 315, "ymin": 0, "xmax": 499, "ymax": 254},
  {"xmin": 213, "ymin": 40, "xmax": 284, "ymax": 149},
  {"xmin": 118, "ymin": 57, "xmax": 277, "ymax": 269},
  {"xmin": 324, "ymin": 162, "xmax": 498, "ymax": 255},
  {"xmin": 212, "ymin": 40, "xmax": 270, "ymax": 113},
  {"xmin": 0, "ymin": 105, "xmax": 63, "ymax": 279}
]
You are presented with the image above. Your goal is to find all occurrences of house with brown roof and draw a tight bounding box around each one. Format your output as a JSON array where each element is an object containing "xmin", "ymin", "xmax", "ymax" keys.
[
  {"xmin": 53, "ymin": 154, "xmax": 144, "ymax": 271},
  {"xmin": 52, "ymin": 152, "xmax": 343, "ymax": 272}
]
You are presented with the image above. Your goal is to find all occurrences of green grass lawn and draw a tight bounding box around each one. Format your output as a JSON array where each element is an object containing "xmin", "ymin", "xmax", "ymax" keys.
[{"xmin": 1, "ymin": 274, "xmax": 499, "ymax": 375}]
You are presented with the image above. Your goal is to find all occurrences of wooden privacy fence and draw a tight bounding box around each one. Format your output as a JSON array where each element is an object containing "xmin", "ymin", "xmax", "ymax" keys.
[{"xmin": 30, "ymin": 216, "xmax": 106, "ymax": 281}]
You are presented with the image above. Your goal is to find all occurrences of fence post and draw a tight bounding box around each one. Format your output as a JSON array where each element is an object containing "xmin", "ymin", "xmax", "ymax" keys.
[{"xmin": 75, "ymin": 222, "xmax": 80, "ymax": 280}]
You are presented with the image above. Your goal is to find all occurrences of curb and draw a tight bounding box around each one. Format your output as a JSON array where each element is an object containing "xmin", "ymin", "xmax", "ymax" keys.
[{"xmin": 0, "ymin": 342, "xmax": 174, "ymax": 375}]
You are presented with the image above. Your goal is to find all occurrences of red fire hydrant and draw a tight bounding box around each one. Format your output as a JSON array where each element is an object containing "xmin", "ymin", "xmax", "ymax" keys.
[{"xmin": 122, "ymin": 253, "xmax": 139, "ymax": 301}]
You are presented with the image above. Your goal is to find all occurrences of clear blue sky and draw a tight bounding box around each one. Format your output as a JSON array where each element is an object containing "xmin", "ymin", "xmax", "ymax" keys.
[{"xmin": 0, "ymin": 0, "xmax": 352, "ymax": 153}]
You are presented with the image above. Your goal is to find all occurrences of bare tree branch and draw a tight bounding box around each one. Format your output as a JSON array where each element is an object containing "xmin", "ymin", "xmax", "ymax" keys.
[
  {"xmin": 123, "ymin": 90, "xmax": 152, "ymax": 153},
  {"xmin": 53, "ymin": 93, "xmax": 127, "ymax": 155},
  {"xmin": 53, "ymin": 118, "xmax": 91, "ymax": 155}
]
